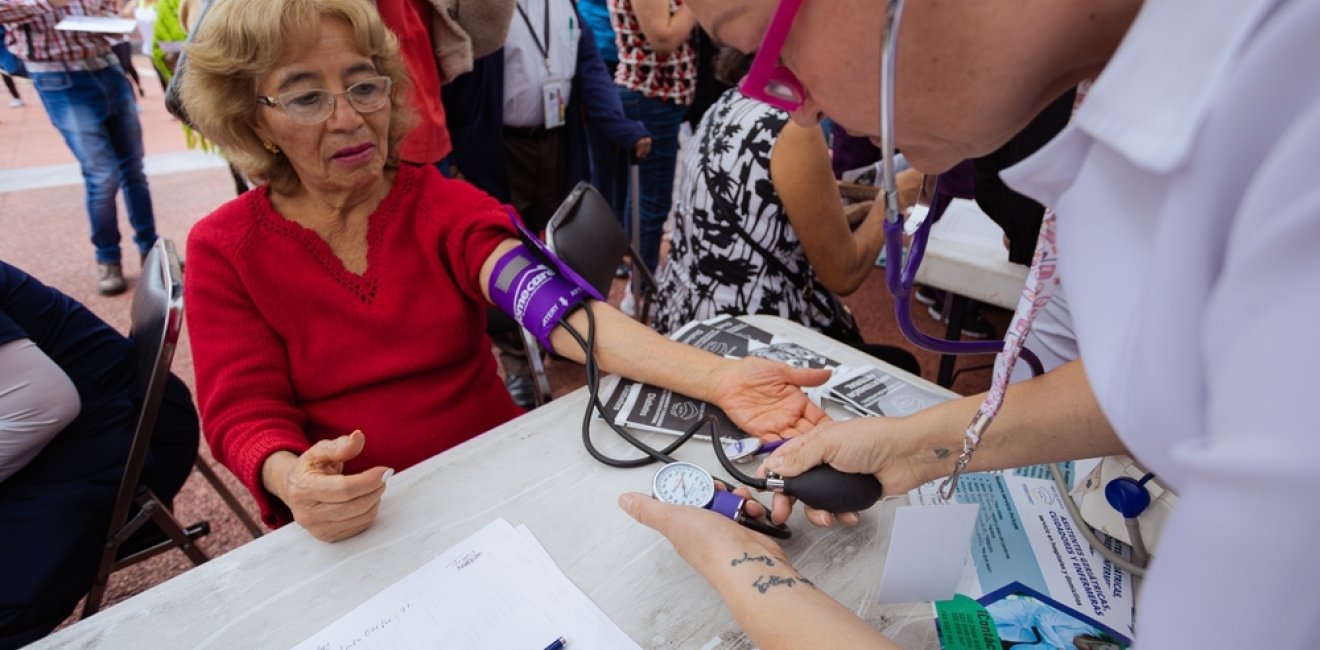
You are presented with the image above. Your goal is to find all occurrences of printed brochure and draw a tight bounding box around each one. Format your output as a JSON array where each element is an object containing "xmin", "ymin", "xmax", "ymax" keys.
[{"xmin": 911, "ymin": 474, "xmax": 1136, "ymax": 643}]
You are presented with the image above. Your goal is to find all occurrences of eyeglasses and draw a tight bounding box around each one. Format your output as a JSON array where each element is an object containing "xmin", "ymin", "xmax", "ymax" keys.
[
  {"xmin": 256, "ymin": 76, "xmax": 392, "ymax": 125},
  {"xmin": 737, "ymin": 0, "xmax": 806, "ymax": 112}
]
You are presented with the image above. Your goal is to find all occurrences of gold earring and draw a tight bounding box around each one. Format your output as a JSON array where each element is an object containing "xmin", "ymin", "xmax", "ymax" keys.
[{"xmin": 262, "ymin": 141, "xmax": 280, "ymax": 155}]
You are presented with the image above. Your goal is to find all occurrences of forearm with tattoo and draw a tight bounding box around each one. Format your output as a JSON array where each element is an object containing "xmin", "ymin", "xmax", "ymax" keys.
[{"xmin": 726, "ymin": 552, "xmax": 818, "ymax": 595}]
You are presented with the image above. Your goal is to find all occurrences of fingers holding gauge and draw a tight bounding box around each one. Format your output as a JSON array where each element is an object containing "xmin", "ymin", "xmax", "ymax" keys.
[{"xmin": 652, "ymin": 462, "xmax": 791, "ymax": 539}]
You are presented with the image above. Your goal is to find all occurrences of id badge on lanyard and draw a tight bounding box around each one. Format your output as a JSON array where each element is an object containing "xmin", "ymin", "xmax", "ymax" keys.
[
  {"xmin": 518, "ymin": 1, "xmax": 570, "ymax": 128},
  {"xmin": 542, "ymin": 78, "xmax": 569, "ymax": 129}
]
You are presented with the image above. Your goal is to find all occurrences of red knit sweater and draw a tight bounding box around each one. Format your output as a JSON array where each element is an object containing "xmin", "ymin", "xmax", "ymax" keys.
[{"xmin": 185, "ymin": 165, "xmax": 522, "ymax": 526}]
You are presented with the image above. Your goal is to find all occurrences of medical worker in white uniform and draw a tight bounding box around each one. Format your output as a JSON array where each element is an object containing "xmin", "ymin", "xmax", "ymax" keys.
[{"xmin": 618, "ymin": 0, "xmax": 1320, "ymax": 648}]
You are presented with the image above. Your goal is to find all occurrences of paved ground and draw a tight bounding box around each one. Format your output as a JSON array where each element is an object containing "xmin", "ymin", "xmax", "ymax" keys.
[{"xmin": 0, "ymin": 58, "xmax": 1001, "ymax": 631}]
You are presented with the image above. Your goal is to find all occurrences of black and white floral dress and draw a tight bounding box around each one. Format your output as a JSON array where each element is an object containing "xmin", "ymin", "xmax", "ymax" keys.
[{"xmin": 650, "ymin": 89, "xmax": 861, "ymax": 341}]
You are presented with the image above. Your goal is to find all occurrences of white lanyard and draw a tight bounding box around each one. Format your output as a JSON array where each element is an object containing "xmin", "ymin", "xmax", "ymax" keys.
[
  {"xmin": 515, "ymin": 0, "xmax": 552, "ymax": 74},
  {"xmin": 939, "ymin": 210, "xmax": 1060, "ymax": 499}
]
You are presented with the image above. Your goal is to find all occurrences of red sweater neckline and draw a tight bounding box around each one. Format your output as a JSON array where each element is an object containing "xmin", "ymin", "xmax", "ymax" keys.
[{"xmin": 248, "ymin": 167, "xmax": 417, "ymax": 304}]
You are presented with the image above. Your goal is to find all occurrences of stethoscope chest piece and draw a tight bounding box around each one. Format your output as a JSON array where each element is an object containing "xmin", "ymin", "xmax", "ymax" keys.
[{"xmin": 722, "ymin": 438, "xmax": 764, "ymax": 464}]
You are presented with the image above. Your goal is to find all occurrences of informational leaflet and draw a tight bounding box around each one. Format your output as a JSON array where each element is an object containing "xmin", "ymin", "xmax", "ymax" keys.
[
  {"xmin": 599, "ymin": 377, "xmax": 748, "ymax": 442},
  {"xmin": 748, "ymin": 341, "xmax": 838, "ymax": 369},
  {"xmin": 669, "ymin": 315, "xmax": 774, "ymax": 358},
  {"xmin": 824, "ymin": 365, "xmax": 951, "ymax": 417},
  {"xmin": 935, "ymin": 582, "xmax": 1132, "ymax": 650},
  {"xmin": 910, "ymin": 473, "xmax": 1136, "ymax": 643},
  {"xmin": 671, "ymin": 315, "xmax": 839, "ymax": 368}
]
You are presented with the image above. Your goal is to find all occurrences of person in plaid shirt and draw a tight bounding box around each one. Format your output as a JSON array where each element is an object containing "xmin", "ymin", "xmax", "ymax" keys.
[{"xmin": 0, "ymin": 0, "xmax": 158, "ymax": 296}]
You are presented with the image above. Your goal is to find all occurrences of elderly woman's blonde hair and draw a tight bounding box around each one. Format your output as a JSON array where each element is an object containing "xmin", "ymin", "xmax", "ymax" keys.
[{"xmin": 181, "ymin": 0, "xmax": 417, "ymax": 194}]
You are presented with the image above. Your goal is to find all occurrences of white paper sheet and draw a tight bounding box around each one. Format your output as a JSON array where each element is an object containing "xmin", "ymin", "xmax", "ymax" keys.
[
  {"xmin": 288, "ymin": 518, "xmax": 640, "ymax": 650},
  {"xmin": 54, "ymin": 16, "xmax": 137, "ymax": 34},
  {"xmin": 876, "ymin": 503, "xmax": 980, "ymax": 603}
]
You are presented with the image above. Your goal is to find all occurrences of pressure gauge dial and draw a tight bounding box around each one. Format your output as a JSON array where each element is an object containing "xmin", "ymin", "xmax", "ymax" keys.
[{"xmin": 652, "ymin": 462, "xmax": 716, "ymax": 507}]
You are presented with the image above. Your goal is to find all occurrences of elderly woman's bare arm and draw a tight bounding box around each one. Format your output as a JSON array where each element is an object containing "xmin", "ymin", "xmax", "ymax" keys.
[{"xmin": 478, "ymin": 239, "xmax": 832, "ymax": 440}]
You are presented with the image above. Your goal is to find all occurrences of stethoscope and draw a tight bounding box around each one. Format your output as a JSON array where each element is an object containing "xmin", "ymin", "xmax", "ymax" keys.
[
  {"xmin": 874, "ymin": 0, "xmax": 1044, "ymax": 373},
  {"xmin": 874, "ymin": 0, "xmax": 1152, "ymax": 574}
]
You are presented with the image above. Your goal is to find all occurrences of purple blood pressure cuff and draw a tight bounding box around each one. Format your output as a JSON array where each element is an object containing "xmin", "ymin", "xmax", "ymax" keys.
[{"xmin": 488, "ymin": 210, "xmax": 603, "ymax": 352}]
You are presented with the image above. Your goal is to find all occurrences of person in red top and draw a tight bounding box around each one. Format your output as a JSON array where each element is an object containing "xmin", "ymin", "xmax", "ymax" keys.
[
  {"xmin": 375, "ymin": 0, "xmax": 516, "ymax": 171},
  {"xmin": 180, "ymin": 0, "xmax": 828, "ymax": 543},
  {"xmin": 374, "ymin": 0, "xmax": 451, "ymax": 168}
]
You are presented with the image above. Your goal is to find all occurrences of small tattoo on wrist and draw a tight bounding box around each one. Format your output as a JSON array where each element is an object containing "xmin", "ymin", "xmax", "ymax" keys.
[
  {"xmin": 934, "ymin": 447, "xmax": 951, "ymax": 459},
  {"xmin": 730, "ymin": 552, "xmax": 776, "ymax": 567},
  {"xmin": 752, "ymin": 574, "xmax": 816, "ymax": 594}
]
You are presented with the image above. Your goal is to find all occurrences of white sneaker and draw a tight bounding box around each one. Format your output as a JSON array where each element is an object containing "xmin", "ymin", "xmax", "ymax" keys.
[
  {"xmin": 619, "ymin": 284, "xmax": 636, "ymax": 318},
  {"xmin": 8, "ymin": 98, "xmax": 23, "ymax": 108}
]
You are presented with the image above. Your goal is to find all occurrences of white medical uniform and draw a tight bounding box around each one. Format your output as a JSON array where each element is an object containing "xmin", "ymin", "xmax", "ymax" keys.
[
  {"xmin": 1003, "ymin": 0, "xmax": 1320, "ymax": 646},
  {"xmin": 502, "ymin": 0, "xmax": 581, "ymax": 128}
]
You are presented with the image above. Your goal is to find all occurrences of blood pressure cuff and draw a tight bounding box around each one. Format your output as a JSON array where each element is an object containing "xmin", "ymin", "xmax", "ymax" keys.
[{"xmin": 487, "ymin": 210, "xmax": 603, "ymax": 352}]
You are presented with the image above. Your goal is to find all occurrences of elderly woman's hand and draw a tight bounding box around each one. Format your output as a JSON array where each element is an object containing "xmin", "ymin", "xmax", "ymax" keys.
[
  {"xmin": 709, "ymin": 357, "xmax": 832, "ymax": 440},
  {"xmin": 261, "ymin": 431, "xmax": 393, "ymax": 542}
]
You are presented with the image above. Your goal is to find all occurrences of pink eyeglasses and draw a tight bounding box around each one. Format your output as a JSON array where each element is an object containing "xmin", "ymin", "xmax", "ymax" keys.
[{"xmin": 737, "ymin": 0, "xmax": 807, "ymax": 112}]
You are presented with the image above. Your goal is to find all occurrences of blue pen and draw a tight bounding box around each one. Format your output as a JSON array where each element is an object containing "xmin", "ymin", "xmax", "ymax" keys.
[
  {"xmin": 760, "ymin": 439, "xmax": 787, "ymax": 455},
  {"xmin": 542, "ymin": 637, "xmax": 567, "ymax": 650}
]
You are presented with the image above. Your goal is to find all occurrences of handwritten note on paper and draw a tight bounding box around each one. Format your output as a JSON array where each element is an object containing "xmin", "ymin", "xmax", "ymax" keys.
[{"xmin": 289, "ymin": 518, "xmax": 640, "ymax": 650}]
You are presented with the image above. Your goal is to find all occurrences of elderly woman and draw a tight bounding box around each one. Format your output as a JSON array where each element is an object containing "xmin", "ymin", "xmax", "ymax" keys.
[{"xmin": 179, "ymin": 0, "xmax": 826, "ymax": 543}]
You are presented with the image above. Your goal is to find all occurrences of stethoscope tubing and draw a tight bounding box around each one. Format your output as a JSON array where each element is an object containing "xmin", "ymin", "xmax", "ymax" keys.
[{"xmin": 874, "ymin": 0, "xmax": 1043, "ymax": 374}]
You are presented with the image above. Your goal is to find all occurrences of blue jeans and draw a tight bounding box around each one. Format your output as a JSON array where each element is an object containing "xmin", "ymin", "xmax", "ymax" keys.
[
  {"xmin": 586, "ymin": 111, "xmax": 631, "ymax": 237},
  {"xmin": 0, "ymin": 27, "xmax": 26, "ymax": 78},
  {"xmin": 32, "ymin": 65, "xmax": 156, "ymax": 263},
  {"xmin": 616, "ymin": 88, "xmax": 687, "ymax": 272}
]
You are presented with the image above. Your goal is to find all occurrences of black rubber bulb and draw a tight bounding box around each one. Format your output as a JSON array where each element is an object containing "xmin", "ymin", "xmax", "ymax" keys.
[{"xmin": 781, "ymin": 465, "xmax": 883, "ymax": 513}]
